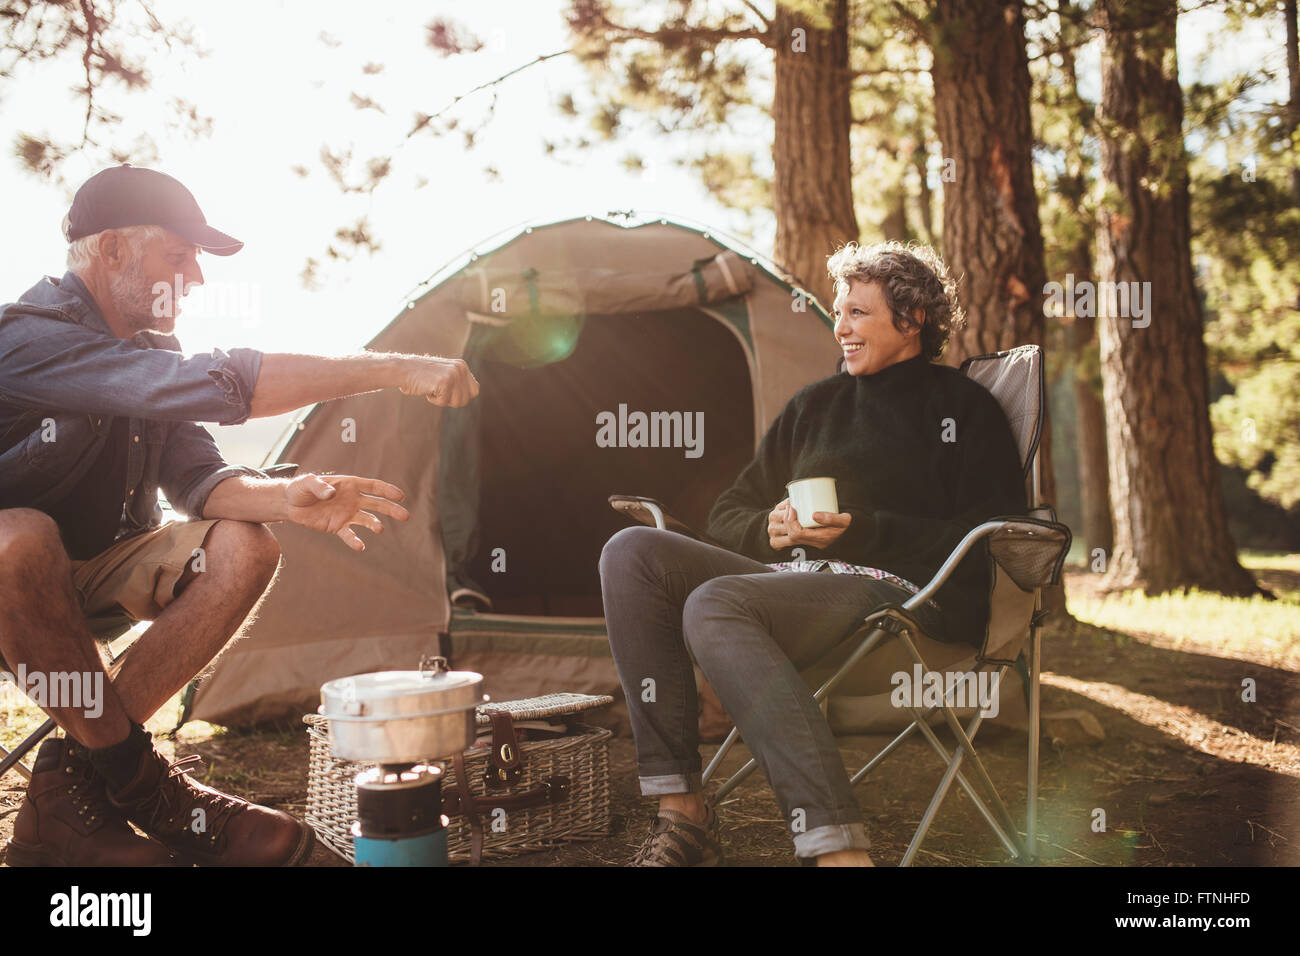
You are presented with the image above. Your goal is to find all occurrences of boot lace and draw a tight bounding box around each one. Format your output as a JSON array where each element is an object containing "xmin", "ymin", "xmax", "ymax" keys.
[{"xmin": 129, "ymin": 753, "xmax": 245, "ymax": 849}]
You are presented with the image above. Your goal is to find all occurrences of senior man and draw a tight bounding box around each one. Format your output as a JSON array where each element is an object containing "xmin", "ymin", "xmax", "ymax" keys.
[
  {"xmin": 0, "ymin": 165, "xmax": 478, "ymax": 866},
  {"xmin": 599, "ymin": 241, "xmax": 1028, "ymax": 866}
]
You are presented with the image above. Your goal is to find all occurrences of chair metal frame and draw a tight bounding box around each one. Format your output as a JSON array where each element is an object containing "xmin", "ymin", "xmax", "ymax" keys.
[{"xmin": 612, "ymin": 344, "xmax": 1071, "ymax": 865}]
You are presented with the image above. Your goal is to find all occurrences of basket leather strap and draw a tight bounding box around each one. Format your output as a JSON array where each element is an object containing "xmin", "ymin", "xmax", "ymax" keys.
[
  {"xmin": 442, "ymin": 776, "xmax": 571, "ymax": 818},
  {"xmin": 482, "ymin": 711, "xmax": 524, "ymax": 789},
  {"xmin": 452, "ymin": 752, "xmax": 485, "ymax": 866}
]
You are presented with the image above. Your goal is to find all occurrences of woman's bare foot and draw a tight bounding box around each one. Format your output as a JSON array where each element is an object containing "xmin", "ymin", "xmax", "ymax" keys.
[
  {"xmin": 658, "ymin": 792, "xmax": 709, "ymax": 824},
  {"xmin": 817, "ymin": 849, "xmax": 874, "ymax": 866}
]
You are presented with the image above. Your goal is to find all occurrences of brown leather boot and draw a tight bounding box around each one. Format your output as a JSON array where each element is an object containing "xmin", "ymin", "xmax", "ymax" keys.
[
  {"xmin": 5, "ymin": 738, "xmax": 175, "ymax": 866},
  {"xmin": 106, "ymin": 743, "xmax": 314, "ymax": 866}
]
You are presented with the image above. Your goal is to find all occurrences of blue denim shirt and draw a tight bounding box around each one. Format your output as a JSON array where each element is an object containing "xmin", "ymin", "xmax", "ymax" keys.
[{"xmin": 0, "ymin": 271, "xmax": 266, "ymax": 541}]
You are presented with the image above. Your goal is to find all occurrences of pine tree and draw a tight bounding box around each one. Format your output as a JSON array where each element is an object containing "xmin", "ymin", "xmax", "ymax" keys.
[{"xmin": 1095, "ymin": 0, "xmax": 1258, "ymax": 594}]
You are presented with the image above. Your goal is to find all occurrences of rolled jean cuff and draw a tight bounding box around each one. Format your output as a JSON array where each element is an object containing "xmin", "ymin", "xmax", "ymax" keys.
[
  {"xmin": 793, "ymin": 822, "xmax": 870, "ymax": 859},
  {"xmin": 638, "ymin": 772, "xmax": 702, "ymax": 796}
]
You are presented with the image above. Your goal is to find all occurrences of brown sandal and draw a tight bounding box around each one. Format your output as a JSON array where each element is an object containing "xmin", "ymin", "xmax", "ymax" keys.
[{"xmin": 630, "ymin": 801, "xmax": 723, "ymax": 867}]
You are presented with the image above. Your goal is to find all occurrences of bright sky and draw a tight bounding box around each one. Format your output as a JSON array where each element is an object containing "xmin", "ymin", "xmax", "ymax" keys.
[
  {"xmin": 1, "ymin": 1, "xmax": 769, "ymax": 354},
  {"xmin": 0, "ymin": 0, "xmax": 1284, "ymax": 463}
]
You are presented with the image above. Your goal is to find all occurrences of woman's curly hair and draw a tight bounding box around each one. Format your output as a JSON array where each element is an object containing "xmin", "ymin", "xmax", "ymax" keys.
[{"xmin": 826, "ymin": 241, "xmax": 965, "ymax": 360}]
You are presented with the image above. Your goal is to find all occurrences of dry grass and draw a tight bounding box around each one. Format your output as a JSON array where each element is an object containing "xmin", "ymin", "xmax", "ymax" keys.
[{"xmin": 5, "ymin": 552, "xmax": 1300, "ymax": 867}]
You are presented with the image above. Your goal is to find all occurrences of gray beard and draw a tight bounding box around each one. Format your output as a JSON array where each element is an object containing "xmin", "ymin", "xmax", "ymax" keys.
[{"xmin": 109, "ymin": 259, "xmax": 168, "ymax": 335}]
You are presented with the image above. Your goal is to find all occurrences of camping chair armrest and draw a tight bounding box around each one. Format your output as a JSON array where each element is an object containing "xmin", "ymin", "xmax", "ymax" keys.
[
  {"xmin": 608, "ymin": 495, "xmax": 716, "ymax": 542},
  {"xmin": 901, "ymin": 515, "xmax": 1071, "ymax": 613}
]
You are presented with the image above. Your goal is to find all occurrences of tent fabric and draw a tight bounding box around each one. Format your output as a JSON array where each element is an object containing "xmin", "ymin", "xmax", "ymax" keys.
[
  {"xmin": 443, "ymin": 306, "xmax": 758, "ymax": 619},
  {"xmin": 455, "ymin": 250, "xmax": 755, "ymax": 317},
  {"xmin": 187, "ymin": 217, "xmax": 838, "ymax": 728},
  {"xmin": 445, "ymin": 610, "xmax": 630, "ymax": 733}
]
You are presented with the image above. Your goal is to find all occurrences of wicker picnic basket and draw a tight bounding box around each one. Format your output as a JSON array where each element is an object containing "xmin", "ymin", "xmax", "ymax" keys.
[{"xmin": 305, "ymin": 692, "xmax": 614, "ymax": 864}]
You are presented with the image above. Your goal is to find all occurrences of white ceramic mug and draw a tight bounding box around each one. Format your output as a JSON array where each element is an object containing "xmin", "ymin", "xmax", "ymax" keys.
[{"xmin": 785, "ymin": 477, "xmax": 839, "ymax": 528}]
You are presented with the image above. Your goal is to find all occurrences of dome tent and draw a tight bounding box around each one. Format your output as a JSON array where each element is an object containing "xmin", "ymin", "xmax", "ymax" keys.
[{"xmin": 185, "ymin": 214, "xmax": 840, "ymax": 729}]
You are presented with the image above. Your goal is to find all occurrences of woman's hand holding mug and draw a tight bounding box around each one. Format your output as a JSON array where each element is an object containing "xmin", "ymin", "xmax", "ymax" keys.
[{"xmin": 768, "ymin": 497, "xmax": 852, "ymax": 551}]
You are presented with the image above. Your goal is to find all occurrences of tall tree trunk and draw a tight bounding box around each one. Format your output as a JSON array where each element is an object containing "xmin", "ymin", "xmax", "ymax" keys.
[
  {"xmin": 913, "ymin": 143, "xmax": 935, "ymax": 244},
  {"xmin": 928, "ymin": 0, "xmax": 1058, "ymax": 520},
  {"xmin": 771, "ymin": 0, "xmax": 858, "ymax": 308},
  {"xmin": 1058, "ymin": 15, "xmax": 1114, "ymax": 557},
  {"xmin": 1073, "ymin": 312, "xmax": 1114, "ymax": 556},
  {"xmin": 1287, "ymin": 0, "xmax": 1300, "ymax": 201},
  {"xmin": 881, "ymin": 186, "xmax": 908, "ymax": 241},
  {"xmin": 1095, "ymin": 0, "xmax": 1257, "ymax": 595}
]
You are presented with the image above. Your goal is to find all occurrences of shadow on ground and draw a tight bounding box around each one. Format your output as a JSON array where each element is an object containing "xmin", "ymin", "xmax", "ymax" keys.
[{"xmin": 3, "ymin": 570, "xmax": 1297, "ymax": 867}]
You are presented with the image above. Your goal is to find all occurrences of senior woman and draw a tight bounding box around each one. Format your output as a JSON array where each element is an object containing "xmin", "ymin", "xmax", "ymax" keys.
[{"xmin": 597, "ymin": 241, "xmax": 1028, "ymax": 867}]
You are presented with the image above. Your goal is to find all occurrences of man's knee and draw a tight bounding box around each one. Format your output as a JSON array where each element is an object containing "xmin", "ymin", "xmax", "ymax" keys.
[
  {"xmin": 0, "ymin": 508, "xmax": 67, "ymax": 573},
  {"xmin": 204, "ymin": 520, "xmax": 281, "ymax": 588}
]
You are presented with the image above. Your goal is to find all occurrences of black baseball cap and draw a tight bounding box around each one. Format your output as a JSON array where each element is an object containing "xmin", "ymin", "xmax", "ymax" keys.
[{"xmin": 64, "ymin": 164, "xmax": 243, "ymax": 255}]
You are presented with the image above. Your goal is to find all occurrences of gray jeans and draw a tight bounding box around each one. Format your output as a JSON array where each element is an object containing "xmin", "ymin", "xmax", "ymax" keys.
[{"xmin": 598, "ymin": 525, "xmax": 950, "ymax": 859}]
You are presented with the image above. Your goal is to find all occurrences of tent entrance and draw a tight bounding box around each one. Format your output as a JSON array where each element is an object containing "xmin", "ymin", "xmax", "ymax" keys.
[{"xmin": 461, "ymin": 307, "xmax": 754, "ymax": 617}]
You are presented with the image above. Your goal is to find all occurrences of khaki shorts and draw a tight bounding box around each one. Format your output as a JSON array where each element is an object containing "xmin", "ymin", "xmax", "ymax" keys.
[{"xmin": 74, "ymin": 519, "xmax": 221, "ymax": 623}]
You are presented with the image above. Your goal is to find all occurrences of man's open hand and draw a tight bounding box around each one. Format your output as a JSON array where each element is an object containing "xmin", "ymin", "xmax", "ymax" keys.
[
  {"xmin": 398, "ymin": 356, "xmax": 480, "ymax": 407},
  {"xmin": 285, "ymin": 473, "xmax": 410, "ymax": 552},
  {"xmin": 767, "ymin": 497, "xmax": 852, "ymax": 551}
]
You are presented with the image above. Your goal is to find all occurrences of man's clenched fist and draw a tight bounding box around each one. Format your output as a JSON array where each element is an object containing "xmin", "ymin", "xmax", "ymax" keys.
[{"xmin": 398, "ymin": 356, "xmax": 480, "ymax": 407}]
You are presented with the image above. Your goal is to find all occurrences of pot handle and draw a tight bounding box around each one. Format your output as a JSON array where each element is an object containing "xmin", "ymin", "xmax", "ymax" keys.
[{"xmin": 419, "ymin": 655, "xmax": 449, "ymax": 677}]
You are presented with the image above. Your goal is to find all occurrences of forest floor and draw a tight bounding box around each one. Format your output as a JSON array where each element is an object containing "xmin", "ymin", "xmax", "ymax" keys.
[{"xmin": 3, "ymin": 553, "xmax": 1298, "ymax": 868}]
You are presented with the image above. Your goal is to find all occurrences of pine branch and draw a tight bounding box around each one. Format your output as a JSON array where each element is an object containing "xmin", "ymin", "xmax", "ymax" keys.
[
  {"xmin": 738, "ymin": 0, "xmax": 773, "ymax": 29},
  {"xmin": 77, "ymin": 0, "xmax": 98, "ymax": 146},
  {"xmin": 407, "ymin": 48, "xmax": 572, "ymax": 139}
]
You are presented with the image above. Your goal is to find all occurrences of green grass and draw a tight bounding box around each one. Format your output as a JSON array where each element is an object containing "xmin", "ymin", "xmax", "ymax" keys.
[
  {"xmin": 1068, "ymin": 549, "xmax": 1300, "ymax": 668},
  {"xmin": 1241, "ymin": 552, "xmax": 1300, "ymax": 570},
  {"xmin": 1, "ymin": 690, "xmax": 190, "ymax": 756}
]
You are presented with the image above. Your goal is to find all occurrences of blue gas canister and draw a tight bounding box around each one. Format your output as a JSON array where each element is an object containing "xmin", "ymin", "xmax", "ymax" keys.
[{"xmin": 351, "ymin": 764, "xmax": 448, "ymax": 867}]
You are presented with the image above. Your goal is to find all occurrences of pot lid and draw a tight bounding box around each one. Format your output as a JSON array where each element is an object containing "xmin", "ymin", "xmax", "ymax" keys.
[{"xmin": 321, "ymin": 666, "xmax": 483, "ymax": 704}]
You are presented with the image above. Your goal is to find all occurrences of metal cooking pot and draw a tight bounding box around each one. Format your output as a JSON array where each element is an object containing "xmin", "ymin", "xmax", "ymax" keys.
[{"xmin": 320, "ymin": 656, "xmax": 485, "ymax": 763}]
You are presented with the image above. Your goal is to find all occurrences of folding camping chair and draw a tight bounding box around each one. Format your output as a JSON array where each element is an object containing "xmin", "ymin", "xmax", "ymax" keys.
[{"xmin": 608, "ymin": 344, "xmax": 1071, "ymax": 865}]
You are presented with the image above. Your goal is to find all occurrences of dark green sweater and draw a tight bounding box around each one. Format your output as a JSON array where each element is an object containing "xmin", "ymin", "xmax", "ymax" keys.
[{"xmin": 707, "ymin": 352, "xmax": 1028, "ymax": 647}]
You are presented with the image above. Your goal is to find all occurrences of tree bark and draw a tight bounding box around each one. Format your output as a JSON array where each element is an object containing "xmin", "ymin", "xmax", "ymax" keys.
[
  {"xmin": 1072, "ymin": 312, "xmax": 1114, "ymax": 556},
  {"xmin": 1095, "ymin": 0, "xmax": 1257, "ymax": 595},
  {"xmin": 1287, "ymin": 0, "xmax": 1299, "ymax": 201},
  {"xmin": 1057, "ymin": 20, "xmax": 1114, "ymax": 557},
  {"xmin": 913, "ymin": 143, "xmax": 935, "ymax": 244},
  {"xmin": 928, "ymin": 0, "xmax": 1058, "ymax": 521},
  {"xmin": 771, "ymin": 0, "xmax": 859, "ymax": 308},
  {"xmin": 880, "ymin": 186, "xmax": 908, "ymax": 241}
]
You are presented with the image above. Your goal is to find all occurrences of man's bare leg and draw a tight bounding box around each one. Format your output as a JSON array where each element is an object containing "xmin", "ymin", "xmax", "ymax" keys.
[
  {"xmin": 0, "ymin": 510, "xmax": 280, "ymax": 744},
  {"xmin": 109, "ymin": 518, "xmax": 280, "ymax": 723},
  {"xmin": 0, "ymin": 508, "xmax": 133, "ymax": 747}
]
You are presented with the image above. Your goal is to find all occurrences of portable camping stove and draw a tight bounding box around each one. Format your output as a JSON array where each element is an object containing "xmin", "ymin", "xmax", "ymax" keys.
[
  {"xmin": 352, "ymin": 763, "xmax": 448, "ymax": 867},
  {"xmin": 319, "ymin": 659, "xmax": 486, "ymax": 868}
]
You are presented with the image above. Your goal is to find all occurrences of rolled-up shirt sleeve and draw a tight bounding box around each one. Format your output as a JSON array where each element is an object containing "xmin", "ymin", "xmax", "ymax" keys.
[
  {"xmin": 0, "ymin": 309, "xmax": 263, "ymax": 425},
  {"xmin": 159, "ymin": 421, "xmax": 265, "ymax": 518},
  {"xmin": 206, "ymin": 347, "xmax": 262, "ymax": 423}
]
